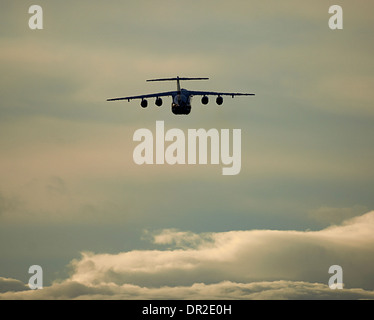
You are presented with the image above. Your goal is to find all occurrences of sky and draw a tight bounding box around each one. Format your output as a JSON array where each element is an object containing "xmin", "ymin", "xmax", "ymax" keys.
[{"xmin": 0, "ymin": 0, "xmax": 374, "ymax": 299}]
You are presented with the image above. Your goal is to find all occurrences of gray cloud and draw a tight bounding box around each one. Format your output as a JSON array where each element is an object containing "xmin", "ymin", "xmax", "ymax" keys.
[
  {"xmin": 309, "ymin": 205, "xmax": 368, "ymax": 225},
  {"xmin": 0, "ymin": 277, "xmax": 28, "ymax": 293},
  {"xmin": 0, "ymin": 192, "xmax": 20, "ymax": 216},
  {"xmin": 46, "ymin": 176, "xmax": 67, "ymax": 196},
  {"xmin": 1, "ymin": 0, "xmax": 374, "ymax": 300}
]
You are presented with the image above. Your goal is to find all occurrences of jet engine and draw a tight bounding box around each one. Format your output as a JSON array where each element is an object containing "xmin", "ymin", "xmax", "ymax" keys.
[
  {"xmin": 216, "ymin": 96, "xmax": 223, "ymax": 105},
  {"xmin": 201, "ymin": 96, "xmax": 209, "ymax": 105},
  {"xmin": 141, "ymin": 99, "xmax": 148, "ymax": 108},
  {"xmin": 155, "ymin": 97, "xmax": 163, "ymax": 107}
]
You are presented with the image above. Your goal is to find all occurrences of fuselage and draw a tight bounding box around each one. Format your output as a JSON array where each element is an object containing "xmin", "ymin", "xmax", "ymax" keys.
[{"xmin": 172, "ymin": 89, "xmax": 192, "ymax": 115}]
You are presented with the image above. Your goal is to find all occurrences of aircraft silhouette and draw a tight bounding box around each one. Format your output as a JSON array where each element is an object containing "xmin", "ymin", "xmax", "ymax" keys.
[{"xmin": 107, "ymin": 76, "xmax": 255, "ymax": 115}]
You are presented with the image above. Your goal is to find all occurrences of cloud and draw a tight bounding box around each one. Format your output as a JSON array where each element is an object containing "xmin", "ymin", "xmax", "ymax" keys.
[
  {"xmin": 1, "ymin": 211, "xmax": 373, "ymax": 299},
  {"xmin": 1, "ymin": 1, "xmax": 374, "ymax": 300},
  {"xmin": 0, "ymin": 192, "xmax": 20, "ymax": 217},
  {"xmin": 309, "ymin": 205, "xmax": 368, "ymax": 225},
  {"xmin": 1, "ymin": 279, "xmax": 374, "ymax": 300},
  {"xmin": 0, "ymin": 277, "xmax": 28, "ymax": 293},
  {"xmin": 65, "ymin": 211, "xmax": 374, "ymax": 289},
  {"xmin": 145, "ymin": 228, "xmax": 215, "ymax": 249}
]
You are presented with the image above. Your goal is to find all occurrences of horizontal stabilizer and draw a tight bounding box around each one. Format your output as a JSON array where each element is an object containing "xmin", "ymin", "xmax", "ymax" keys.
[{"xmin": 147, "ymin": 76, "xmax": 209, "ymax": 82}]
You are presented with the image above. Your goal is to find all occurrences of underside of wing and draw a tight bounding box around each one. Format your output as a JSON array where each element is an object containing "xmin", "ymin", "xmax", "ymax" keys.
[
  {"xmin": 107, "ymin": 91, "xmax": 177, "ymax": 102},
  {"xmin": 189, "ymin": 90, "xmax": 255, "ymax": 97}
]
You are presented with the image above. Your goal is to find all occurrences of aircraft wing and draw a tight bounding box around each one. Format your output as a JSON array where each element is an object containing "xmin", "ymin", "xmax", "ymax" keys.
[
  {"xmin": 107, "ymin": 91, "xmax": 177, "ymax": 102},
  {"xmin": 188, "ymin": 90, "xmax": 255, "ymax": 98}
]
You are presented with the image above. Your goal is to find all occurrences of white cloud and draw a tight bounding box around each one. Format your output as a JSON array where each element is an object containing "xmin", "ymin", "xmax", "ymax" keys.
[
  {"xmin": 1, "ymin": 211, "xmax": 373, "ymax": 299},
  {"xmin": 63, "ymin": 211, "xmax": 374, "ymax": 289},
  {"xmin": 1, "ymin": 280, "xmax": 374, "ymax": 300}
]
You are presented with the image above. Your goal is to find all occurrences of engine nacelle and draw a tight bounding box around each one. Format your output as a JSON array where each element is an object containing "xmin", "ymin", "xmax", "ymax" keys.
[
  {"xmin": 216, "ymin": 96, "xmax": 223, "ymax": 105},
  {"xmin": 201, "ymin": 96, "xmax": 209, "ymax": 105},
  {"xmin": 155, "ymin": 97, "xmax": 163, "ymax": 107},
  {"xmin": 141, "ymin": 99, "xmax": 148, "ymax": 108}
]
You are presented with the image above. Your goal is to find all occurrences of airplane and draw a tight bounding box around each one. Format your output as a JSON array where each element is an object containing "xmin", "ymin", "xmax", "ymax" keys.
[{"xmin": 107, "ymin": 76, "xmax": 255, "ymax": 115}]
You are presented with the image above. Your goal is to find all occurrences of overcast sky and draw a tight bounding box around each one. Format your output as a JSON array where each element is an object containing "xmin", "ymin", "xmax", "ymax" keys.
[{"xmin": 1, "ymin": 0, "xmax": 374, "ymax": 299}]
